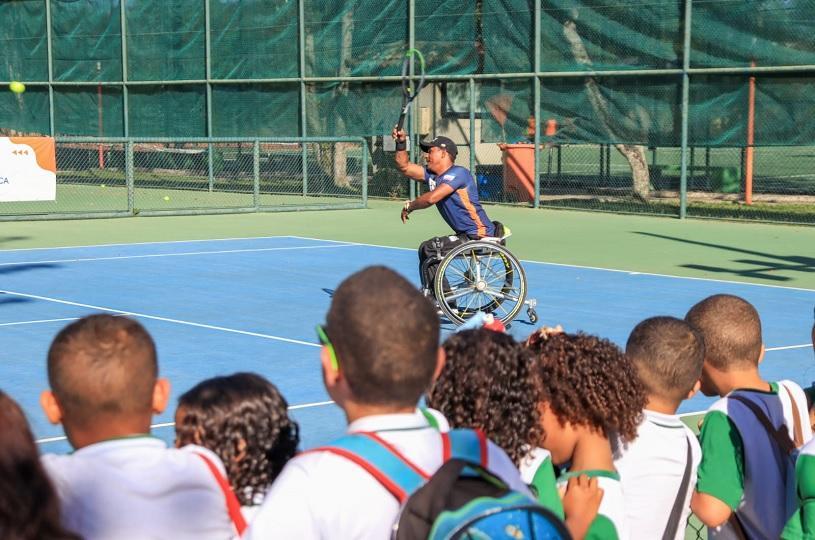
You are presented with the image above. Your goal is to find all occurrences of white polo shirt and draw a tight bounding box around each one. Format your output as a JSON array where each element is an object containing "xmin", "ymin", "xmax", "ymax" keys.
[
  {"xmin": 42, "ymin": 436, "xmax": 236, "ymax": 540},
  {"xmin": 613, "ymin": 409, "xmax": 702, "ymax": 540},
  {"xmin": 245, "ymin": 410, "xmax": 532, "ymax": 539}
]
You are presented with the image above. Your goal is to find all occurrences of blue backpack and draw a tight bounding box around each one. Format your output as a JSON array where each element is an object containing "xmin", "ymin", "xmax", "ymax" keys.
[{"xmin": 314, "ymin": 428, "xmax": 570, "ymax": 540}]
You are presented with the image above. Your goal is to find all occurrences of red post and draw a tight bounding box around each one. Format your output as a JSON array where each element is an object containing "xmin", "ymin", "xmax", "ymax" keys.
[{"xmin": 745, "ymin": 62, "xmax": 755, "ymax": 205}]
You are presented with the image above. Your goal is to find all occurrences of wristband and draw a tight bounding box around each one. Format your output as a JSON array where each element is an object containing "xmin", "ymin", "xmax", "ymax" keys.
[
  {"xmin": 403, "ymin": 200, "xmax": 412, "ymax": 213},
  {"xmin": 395, "ymin": 140, "xmax": 407, "ymax": 151}
]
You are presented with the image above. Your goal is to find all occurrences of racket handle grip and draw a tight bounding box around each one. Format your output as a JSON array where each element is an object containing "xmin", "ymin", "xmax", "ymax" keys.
[{"xmin": 396, "ymin": 112, "xmax": 407, "ymax": 132}]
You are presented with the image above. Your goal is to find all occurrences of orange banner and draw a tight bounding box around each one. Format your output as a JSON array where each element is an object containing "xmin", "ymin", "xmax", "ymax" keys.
[{"xmin": 0, "ymin": 137, "xmax": 56, "ymax": 202}]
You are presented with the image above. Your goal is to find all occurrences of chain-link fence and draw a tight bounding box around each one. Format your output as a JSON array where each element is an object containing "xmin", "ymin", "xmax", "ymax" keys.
[
  {"xmin": 0, "ymin": 137, "xmax": 367, "ymax": 220},
  {"xmin": 2, "ymin": 0, "xmax": 815, "ymax": 222},
  {"xmin": 686, "ymin": 514, "xmax": 706, "ymax": 540}
]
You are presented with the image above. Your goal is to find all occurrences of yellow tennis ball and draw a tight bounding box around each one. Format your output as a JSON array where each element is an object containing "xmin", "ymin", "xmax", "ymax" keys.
[
  {"xmin": 9, "ymin": 81, "xmax": 25, "ymax": 94},
  {"xmin": 100, "ymin": 184, "xmax": 106, "ymax": 188},
  {"xmin": 163, "ymin": 196, "xmax": 170, "ymax": 201}
]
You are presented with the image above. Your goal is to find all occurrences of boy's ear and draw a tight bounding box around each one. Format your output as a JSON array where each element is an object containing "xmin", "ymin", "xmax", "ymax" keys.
[
  {"xmin": 758, "ymin": 344, "xmax": 765, "ymax": 365},
  {"xmin": 40, "ymin": 390, "xmax": 63, "ymax": 425},
  {"xmin": 152, "ymin": 378, "xmax": 171, "ymax": 414},
  {"xmin": 687, "ymin": 379, "xmax": 702, "ymax": 400},
  {"xmin": 321, "ymin": 346, "xmax": 340, "ymax": 386},
  {"xmin": 432, "ymin": 347, "xmax": 446, "ymax": 382}
]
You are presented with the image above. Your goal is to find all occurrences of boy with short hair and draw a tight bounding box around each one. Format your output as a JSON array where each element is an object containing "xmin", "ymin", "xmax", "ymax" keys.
[
  {"xmin": 614, "ymin": 316, "xmax": 704, "ymax": 540},
  {"xmin": 245, "ymin": 266, "xmax": 534, "ymax": 539},
  {"xmin": 40, "ymin": 314, "xmax": 238, "ymax": 540},
  {"xmin": 687, "ymin": 294, "xmax": 812, "ymax": 539},
  {"xmin": 781, "ymin": 317, "xmax": 815, "ymax": 539}
]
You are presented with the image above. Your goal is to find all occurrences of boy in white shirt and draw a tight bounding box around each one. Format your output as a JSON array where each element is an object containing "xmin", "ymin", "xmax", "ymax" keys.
[
  {"xmin": 687, "ymin": 294, "xmax": 812, "ymax": 539},
  {"xmin": 614, "ymin": 316, "xmax": 704, "ymax": 540},
  {"xmin": 40, "ymin": 314, "xmax": 239, "ymax": 540},
  {"xmin": 245, "ymin": 266, "xmax": 535, "ymax": 539}
]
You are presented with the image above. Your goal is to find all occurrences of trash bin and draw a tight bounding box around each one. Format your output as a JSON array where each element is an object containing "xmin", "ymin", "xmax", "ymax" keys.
[
  {"xmin": 499, "ymin": 143, "xmax": 535, "ymax": 203},
  {"xmin": 710, "ymin": 166, "xmax": 741, "ymax": 193}
]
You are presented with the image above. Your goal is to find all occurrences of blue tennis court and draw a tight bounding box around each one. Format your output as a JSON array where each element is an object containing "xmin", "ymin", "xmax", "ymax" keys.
[{"xmin": 1, "ymin": 235, "xmax": 813, "ymax": 455}]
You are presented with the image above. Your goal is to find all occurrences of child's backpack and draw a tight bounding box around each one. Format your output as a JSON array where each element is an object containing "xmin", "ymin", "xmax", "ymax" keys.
[{"xmin": 312, "ymin": 428, "xmax": 570, "ymax": 540}]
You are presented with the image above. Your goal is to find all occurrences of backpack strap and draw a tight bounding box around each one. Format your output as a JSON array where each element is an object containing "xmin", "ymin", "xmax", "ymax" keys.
[
  {"xmin": 194, "ymin": 452, "xmax": 248, "ymax": 537},
  {"xmin": 728, "ymin": 394, "xmax": 796, "ymax": 456},
  {"xmin": 420, "ymin": 408, "xmax": 441, "ymax": 430},
  {"xmin": 661, "ymin": 436, "xmax": 692, "ymax": 540},
  {"xmin": 781, "ymin": 383, "xmax": 805, "ymax": 448},
  {"xmin": 308, "ymin": 432, "xmax": 429, "ymax": 504},
  {"xmin": 443, "ymin": 429, "xmax": 488, "ymax": 468}
]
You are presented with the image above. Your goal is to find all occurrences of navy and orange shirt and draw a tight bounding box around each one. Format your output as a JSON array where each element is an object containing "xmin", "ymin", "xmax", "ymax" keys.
[{"xmin": 424, "ymin": 165, "xmax": 495, "ymax": 237}]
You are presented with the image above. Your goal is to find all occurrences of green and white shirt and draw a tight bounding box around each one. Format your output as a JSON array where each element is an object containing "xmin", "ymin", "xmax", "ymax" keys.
[
  {"xmin": 558, "ymin": 470, "xmax": 626, "ymax": 540},
  {"xmin": 520, "ymin": 449, "xmax": 626, "ymax": 538},
  {"xmin": 519, "ymin": 447, "xmax": 564, "ymax": 519},
  {"xmin": 782, "ymin": 437, "xmax": 815, "ymax": 539},
  {"xmin": 698, "ymin": 380, "xmax": 811, "ymax": 539}
]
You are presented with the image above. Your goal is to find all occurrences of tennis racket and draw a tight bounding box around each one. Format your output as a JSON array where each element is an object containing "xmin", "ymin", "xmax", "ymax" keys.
[{"xmin": 395, "ymin": 48, "xmax": 426, "ymax": 132}]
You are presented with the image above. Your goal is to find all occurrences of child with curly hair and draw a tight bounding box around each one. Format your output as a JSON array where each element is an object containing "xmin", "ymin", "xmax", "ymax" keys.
[
  {"xmin": 524, "ymin": 329, "xmax": 647, "ymax": 540},
  {"xmin": 174, "ymin": 372, "xmax": 300, "ymax": 520},
  {"xmin": 428, "ymin": 327, "xmax": 603, "ymax": 539},
  {"xmin": 0, "ymin": 389, "xmax": 80, "ymax": 540}
]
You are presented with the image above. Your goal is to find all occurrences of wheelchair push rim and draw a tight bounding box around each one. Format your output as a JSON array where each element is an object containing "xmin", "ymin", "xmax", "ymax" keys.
[{"xmin": 433, "ymin": 240, "xmax": 527, "ymax": 325}]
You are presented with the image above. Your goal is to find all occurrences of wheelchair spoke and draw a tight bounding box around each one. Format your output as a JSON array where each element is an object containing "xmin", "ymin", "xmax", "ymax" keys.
[
  {"xmin": 443, "ymin": 288, "xmax": 477, "ymax": 302},
  {"xmin": 462, "ymin": 291, "xmax": 478, "ymax": 314},
  {"xmin": 481, "ymin": 287, "xmax": 521, "ymax": 303}
]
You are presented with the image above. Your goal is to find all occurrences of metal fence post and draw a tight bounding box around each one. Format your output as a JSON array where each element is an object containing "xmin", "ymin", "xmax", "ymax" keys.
[
  {"xmin": 679, "ymin": 0, "xmax": 693, "ymax": 219},
  {"xmin": 253, "ymin": 140, "xmax": 260, "ymax": 209},
  {"xmin": 361, "ymin": 138, "xmax": 368, "ymax": 207},
  {"xmin": 126, "ymin": 141, "xmax": 135, "ymax": 214},
  {"xmin": 533, "ymin": 0, "xmax": 541, "ymax": 208}
]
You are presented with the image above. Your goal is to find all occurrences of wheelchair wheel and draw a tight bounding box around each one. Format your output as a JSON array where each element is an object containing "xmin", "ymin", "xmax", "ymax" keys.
[{"xmin": 433, "ymin": 240, "xmax": 527, "ymax": 325}]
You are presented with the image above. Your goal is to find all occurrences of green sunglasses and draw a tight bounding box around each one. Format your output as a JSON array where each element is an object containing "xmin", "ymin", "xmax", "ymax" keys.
[{"xmin": 315, "ymin": 324, "xmax": 339, "ymax": 371}]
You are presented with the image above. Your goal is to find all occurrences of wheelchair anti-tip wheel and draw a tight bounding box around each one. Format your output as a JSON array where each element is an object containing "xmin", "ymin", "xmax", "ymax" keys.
[{"xmin": 433, "ymin": 240, "xmax": 527, "ymax": 326}]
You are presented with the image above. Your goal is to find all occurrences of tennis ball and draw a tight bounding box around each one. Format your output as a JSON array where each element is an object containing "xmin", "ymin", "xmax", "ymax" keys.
[
  {"xmin": 100, "ymin": 184, "xmax": 106, "ymax": 188},
  {"xmin": 163, "ymin": 196, "xmax": 170, "ymax": 201},
  {"xmin": 9, "ymin": 81, "xmax": 25, "ymax": 94}
]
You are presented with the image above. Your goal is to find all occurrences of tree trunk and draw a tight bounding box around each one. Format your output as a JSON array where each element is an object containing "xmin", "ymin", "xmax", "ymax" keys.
[{"xmin": 562, "ymin": 21, "xmax": 650, "ymax": 200}]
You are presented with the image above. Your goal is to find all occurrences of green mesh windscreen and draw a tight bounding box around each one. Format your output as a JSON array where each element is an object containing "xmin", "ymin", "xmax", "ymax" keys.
[
  {"xmin": 415, "ymin": 0, "xmax": 478, "ymax": 75},
  {"xmin": 482, "ymin": 0, "xmax": 533, "ymax": 74},
  {"xmin": 128, "ymin": 85, "xmax": 206, "ymax": 137},
  {"xmin": 480, "ymin": 80, "xmax": 534, "ymax": 144},
  {"xmin": 0, "ymin": 0, "xmax": 48, "ymax": 81},
  {"xmin": 691, "ymin": 1, "xmax": 815, "ymax": 68},
  {"xmin": 210, "ymin": 0, "xmax": 298, "ymax": 79},
  {"xmin": 125, "ymin": 0, "xmax": 205, "ymax": 81},
  {"xmin": 540, "ymin": 0, "xmax": 681, "ymax": 71},
  {"xmin": 53, "ymin": 87, "xmax": 124, "ymax": 137},
  {"xmin": 0, "ymin": 88, "xmax": 49, "ymax": 135},
  {"xmin": 51, "ymin": 0, "xmax": 123, "ymax": 82},
  {"xmin": 211, "ymin": 84, "xmax": 300, "ymax": 137},
  {"xmin": 306, "ymin": 83, "xmax": 401, "ymax": 137},
  {"xmin": 303, "ymin": 0, "xmax": 406, "ymax": 78},
  {"xmin": 690, "ymin": 75, "xmax": 815, "ymax": 146}
]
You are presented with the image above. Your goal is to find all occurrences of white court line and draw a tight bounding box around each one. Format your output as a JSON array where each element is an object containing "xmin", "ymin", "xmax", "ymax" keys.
[
  {"xmin": 0, "ymin": 243, "xmax": 355, "ymax": 267},
  {"xmin": 0, "ymin": 317, "xmax": 80, "ymax": 327},
  {"xmin": 35, "ymin": 400, "xmax": 336, "ymax": 444},
  {"xmin": 287, "ymin": 235, "xmax": 815, "ymax": 293},
  {"xmin": 0, "ymin": 289, "xmax": 320, "ymax": 348},
  {"xmin": 766, "ymin": 344, "xmax": 813, "ymax": 352},
  {"xmin": 0, "ymin": 234, "xmax": 342, "ymax": 253}
]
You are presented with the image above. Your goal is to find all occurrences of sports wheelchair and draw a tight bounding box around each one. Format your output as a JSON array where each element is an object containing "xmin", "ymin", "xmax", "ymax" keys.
[{"xmin": 419, "ymin": 223, "xmax": 538, "ymax": 326}]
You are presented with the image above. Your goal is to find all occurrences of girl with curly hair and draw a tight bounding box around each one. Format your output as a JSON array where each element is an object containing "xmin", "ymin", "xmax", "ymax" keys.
[
  {"xmin": 174, "ymin": 373, "xmax": 300, "ymax": 520},
  {"xmin": 524, "ymin": 329, "xmax": 647, "ymax": 540},
  {"xmin": 428, "ymin": 328, "xmax": 602, "ymax": 539},
  {"xmin": 0, "ymin": 390, "xmax": 80, "ymax": 540}
]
